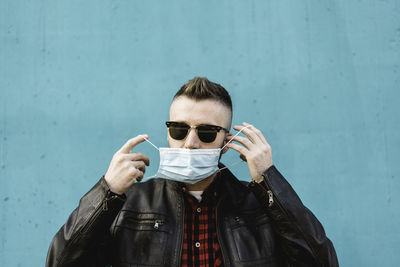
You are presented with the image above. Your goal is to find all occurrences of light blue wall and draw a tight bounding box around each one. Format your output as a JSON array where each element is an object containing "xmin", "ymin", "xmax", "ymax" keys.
[{"xmin": 1, "ymin": 1, "xmax": 399, "ymax": 266}]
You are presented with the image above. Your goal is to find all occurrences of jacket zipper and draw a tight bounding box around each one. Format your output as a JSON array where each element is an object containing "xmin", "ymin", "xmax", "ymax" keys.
[
  {"xmin": 262, "ymin": 173, "xmax": 323, "ymax": 266},
  {"xmin": 262, "ymin": 173, "xmax": 287, "ymax": 217},
  {"xmin": 58, "ymin": 194, "xmax": 114, "ymax": 264},
  {"xmin": 79, "ymin": 194, "xmax": 117, "ymax": 234},
  {"xmin": 124, "ymin": 216, "xmax": 164, "ymax": 229},
  {"xmin": 153, "ymin": 219, "xmax": 162, "ymax": 229},
  {"xmin": 177, "ymin": 191, "xmax": 185, "ymax": 267},
  {"xmin": 267, "ymin": 189, "xmax": 274, "ymax": 207}
]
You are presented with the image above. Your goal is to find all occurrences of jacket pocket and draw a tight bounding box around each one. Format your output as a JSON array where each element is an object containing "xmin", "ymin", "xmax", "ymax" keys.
[
  {"xmin": 112, "ymin": 210, "xmax": 169, "ymax": 266},
  {"xmin": 229, "ymin": 212, "xmax": 279, "ymax": 264}
]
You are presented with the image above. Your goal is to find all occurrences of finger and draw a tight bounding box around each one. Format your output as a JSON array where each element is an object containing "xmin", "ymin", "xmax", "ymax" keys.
[
  {"xmin": 228, "ymin": 135, "xmax": 255, "ymax": 150},
  {"xmin": 136, "ymin": 170, "xmax": 144, "ymax": 182},
  {"xmin": 240, "ymin": 153, "xmax": 247, "ymax": 162},
  {"xmin": 139, "ymin": 165, "xmax": 146, "ymax": 174},
  {"xmin": 226, "ymin": 142, "xmax": 249, "ymax": 157},
  {"xmin": 118, "ymin": 134, "xmax": 149, "ymax": 154},
  {"xmin": 242, "ymin": 122, "xmax": 268, "ymax": 145},
  {"xmin": 225, "ymin": 132, "xmax": 234, "ymax": 139},
  {"xmin": 233, "ymin": 124, "xmax": 263, "ymax": 145},
  {"xmin": 129, "ymin": 166, "xmax": 144, "ymax": 181},
  {"xmin": 123, "ymin": 152, "xmax": 150, "ymax": 166},
  {"xmin": 225, "ymin": 133, "xmax": 234, "ymax": 143},
  {"xmin": 131, "ymin": 160, "xmax": 146, "ymax": 174}
]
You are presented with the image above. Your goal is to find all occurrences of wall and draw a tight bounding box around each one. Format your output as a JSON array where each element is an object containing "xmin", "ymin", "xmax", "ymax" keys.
[{"xmin": 1, "ymin": 1, "xmax": 399, "ymax": 266}]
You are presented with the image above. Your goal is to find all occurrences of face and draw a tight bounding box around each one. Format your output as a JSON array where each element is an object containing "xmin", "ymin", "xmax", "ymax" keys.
[{"xmin": 168, "ymin": 96, "xmax": 232, "ymax": 150}]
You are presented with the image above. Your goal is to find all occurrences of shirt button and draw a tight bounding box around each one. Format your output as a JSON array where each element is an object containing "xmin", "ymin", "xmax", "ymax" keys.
[
  {"xmin": 195, "ymin": 242, "xmax": 201, "ymax": 248},
  {"xmin": 196, "ymin": 207, "xmax": 201, "ymax": 213}
]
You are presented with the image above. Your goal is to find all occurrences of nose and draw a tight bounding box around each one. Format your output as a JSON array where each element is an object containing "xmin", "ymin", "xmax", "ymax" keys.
[{"xmin": 183, "ymin": 128, "xmax": 200, "ymax": 149}]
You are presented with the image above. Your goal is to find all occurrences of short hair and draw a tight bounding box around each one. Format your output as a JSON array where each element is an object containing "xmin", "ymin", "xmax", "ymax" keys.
[{"xmin": 173, "ymin": 77, "xmax": 232, "ymax": 113}]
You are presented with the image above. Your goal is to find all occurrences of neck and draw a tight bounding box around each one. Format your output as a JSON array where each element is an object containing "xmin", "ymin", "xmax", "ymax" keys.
[{"xmin": 185, "ymin": 173, "xmax": 217, "ymax": 191}]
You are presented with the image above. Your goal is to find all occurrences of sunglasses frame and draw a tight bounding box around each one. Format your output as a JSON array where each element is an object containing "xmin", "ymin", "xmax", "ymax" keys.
[{"xmin": 166, "ymin": 121, "xmax": 229, "ymax": 143}]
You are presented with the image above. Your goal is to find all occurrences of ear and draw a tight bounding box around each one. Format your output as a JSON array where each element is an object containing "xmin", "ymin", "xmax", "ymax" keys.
[{"xmin": 221, "ymin": 132, "xmax": 232, "ymax": 154}]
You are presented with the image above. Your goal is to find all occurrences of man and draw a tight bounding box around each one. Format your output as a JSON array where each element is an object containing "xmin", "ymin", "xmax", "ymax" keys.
[{"xmin": 46, "ymin": 77, "xmax": 339, "ymax": 266}]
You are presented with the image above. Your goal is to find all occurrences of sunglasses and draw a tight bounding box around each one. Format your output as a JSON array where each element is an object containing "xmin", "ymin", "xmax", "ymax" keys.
[{"xmin": 166, "ymin": 121, "xmax": 229, "ymax": 143}]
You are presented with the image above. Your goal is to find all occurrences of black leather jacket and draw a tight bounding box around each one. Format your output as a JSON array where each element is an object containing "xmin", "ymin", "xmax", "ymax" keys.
[{"xmin": 46, "ymin": 166, "xmax": 339, "ymax": 266}]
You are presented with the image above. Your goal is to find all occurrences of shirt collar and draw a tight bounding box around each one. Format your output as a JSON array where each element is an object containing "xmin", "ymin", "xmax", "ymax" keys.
[{"xmin": 182, "ymin": 172, "xmax": 223, "ymax": 204}]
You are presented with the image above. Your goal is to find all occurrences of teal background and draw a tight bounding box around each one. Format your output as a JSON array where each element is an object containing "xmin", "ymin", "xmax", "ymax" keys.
[{"xmin": 1, "ymin": 0, "xmax": 399, "ymax": 266}]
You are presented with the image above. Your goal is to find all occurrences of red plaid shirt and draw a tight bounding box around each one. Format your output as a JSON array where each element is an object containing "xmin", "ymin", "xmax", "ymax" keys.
[{"xmin": 181, "ymin": 174, "xmax": 224, "ymax": 267}]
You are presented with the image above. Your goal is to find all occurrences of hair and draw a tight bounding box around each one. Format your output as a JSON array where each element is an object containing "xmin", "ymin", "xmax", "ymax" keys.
[{"xmin": 173, "ymin": 77, "xmax": 233, "ymax": 114}]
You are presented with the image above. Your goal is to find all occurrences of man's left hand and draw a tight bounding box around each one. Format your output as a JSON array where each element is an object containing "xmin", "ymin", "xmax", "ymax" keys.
[{"xmin": 225, "ymin": 122, "xmax": 273, "ymax": 183}]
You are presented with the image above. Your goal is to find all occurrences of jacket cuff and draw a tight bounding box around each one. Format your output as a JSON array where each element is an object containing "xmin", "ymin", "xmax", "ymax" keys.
[
  {"xmin": 72, "ymin": 176, "xmax": 126, "ymax": 236},
  {"xmin": 248, "ymin": 165, "xmax": 275, "ymax": 208},
  {"xmin": 49, "ymin": 176, "xmax": 126, "ymax": 266},
  {"xmin": 99, "ymin": 175, "xmax": 126, "ymax": 211}
]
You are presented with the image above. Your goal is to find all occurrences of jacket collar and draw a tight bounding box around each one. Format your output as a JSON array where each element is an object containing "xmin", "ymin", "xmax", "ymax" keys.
[
  {"xmin": 218, "ymin": 163, "xmax": 250, "ymax": 207},
  {"xmin": 165, "ymin": 163, "xmax": 249, "ymax": 206}
]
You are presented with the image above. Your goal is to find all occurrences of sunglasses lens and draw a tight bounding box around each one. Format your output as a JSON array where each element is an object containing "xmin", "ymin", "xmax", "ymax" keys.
[
  {"xmin": 169, "ymin": 125, "xmax": 189, "ymax": 140},
  {"xmin": 167, "ymin": 122, "xmax": 221, "ymax": 143},
  {"xmin": 197, "ymin": 127, "xmax": 218, "ymax": 143}
]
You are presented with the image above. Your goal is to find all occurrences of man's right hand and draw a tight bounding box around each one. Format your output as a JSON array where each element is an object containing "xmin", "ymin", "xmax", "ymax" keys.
[{"xmin": 104, "ymin": 135, "xmax": 150, "ymax": 195}]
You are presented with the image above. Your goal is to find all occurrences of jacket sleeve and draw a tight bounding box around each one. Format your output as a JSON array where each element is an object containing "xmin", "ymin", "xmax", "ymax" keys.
[
  {"xmin": 45, "ymin": 176, "xmax": 126, "ymax": 267},
  {"xmin": 248, "ymin": 165, "xmax": 339, "ymax": 267}
]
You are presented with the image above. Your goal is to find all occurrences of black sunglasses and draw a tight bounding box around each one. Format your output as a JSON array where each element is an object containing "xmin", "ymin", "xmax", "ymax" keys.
[{"xmin": 166, "ymin": 121, "xmax": 229, "ymax": 143}]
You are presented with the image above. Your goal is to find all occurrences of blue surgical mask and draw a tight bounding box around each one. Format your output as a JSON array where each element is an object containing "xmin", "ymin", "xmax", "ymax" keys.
[
  {"xmin": 142, "ymin": 125, "xmax": 249, "ymax": 184},
  {"xmin": 156, "ymin": 147, "xmax": 221, "ymax": 184}
]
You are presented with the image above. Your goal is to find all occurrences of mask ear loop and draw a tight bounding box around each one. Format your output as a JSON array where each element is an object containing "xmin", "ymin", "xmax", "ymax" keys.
[
  {"xmin": 138, "ymin": 135, "xmax": 160, "ymax": 181},
  {"xmin": 221, "ymin": 125, "xmax": 250, "ymax": 151},
  {"xmin": 219, "ymin": 125, "xmax": 251, "ymax": 172},
  {"xmin": 141, "ymin": 135, "xmax": 160, "ymax": 151}
]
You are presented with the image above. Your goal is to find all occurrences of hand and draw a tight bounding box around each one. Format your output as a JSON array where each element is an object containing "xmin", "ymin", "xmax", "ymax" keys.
[
  {"xmin": 225, "ymin": 122, "xmax": 273, "ymax": 183},
  {"xmin": 104, "ymin": 135, "xmax": 150, "ymax": 194}
]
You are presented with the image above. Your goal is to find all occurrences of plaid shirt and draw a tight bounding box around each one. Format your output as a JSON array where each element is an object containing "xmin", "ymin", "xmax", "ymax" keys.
[{"xmin": 181, "ymin": 174, "xmax": 224, "ymax": 267}]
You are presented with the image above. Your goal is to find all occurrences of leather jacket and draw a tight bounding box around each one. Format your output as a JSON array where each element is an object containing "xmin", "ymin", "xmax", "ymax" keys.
[{"xmin": 46, "ymin": 165, "xmax": 339, "ymax": 267}]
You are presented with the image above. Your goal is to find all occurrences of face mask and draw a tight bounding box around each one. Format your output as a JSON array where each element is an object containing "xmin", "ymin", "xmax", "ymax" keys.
[
  {"xmin": 156, "ymin": 148, "xmax": 221, "ymax": 184},
  {"xmin": 142, "ymin": 125, "xmax": 249, "ymax": 184}
]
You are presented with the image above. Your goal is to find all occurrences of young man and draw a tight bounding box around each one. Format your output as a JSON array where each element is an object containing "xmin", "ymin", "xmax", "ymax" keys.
[{"xmin": 46, "ymin": 77, "xmax": 339, "ymax": 266}]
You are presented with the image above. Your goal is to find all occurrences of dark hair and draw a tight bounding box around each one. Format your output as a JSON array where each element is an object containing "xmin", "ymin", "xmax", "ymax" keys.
[{"xmin": 173, "ymin": 77, "xmax": 232, "ymax": 113}]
